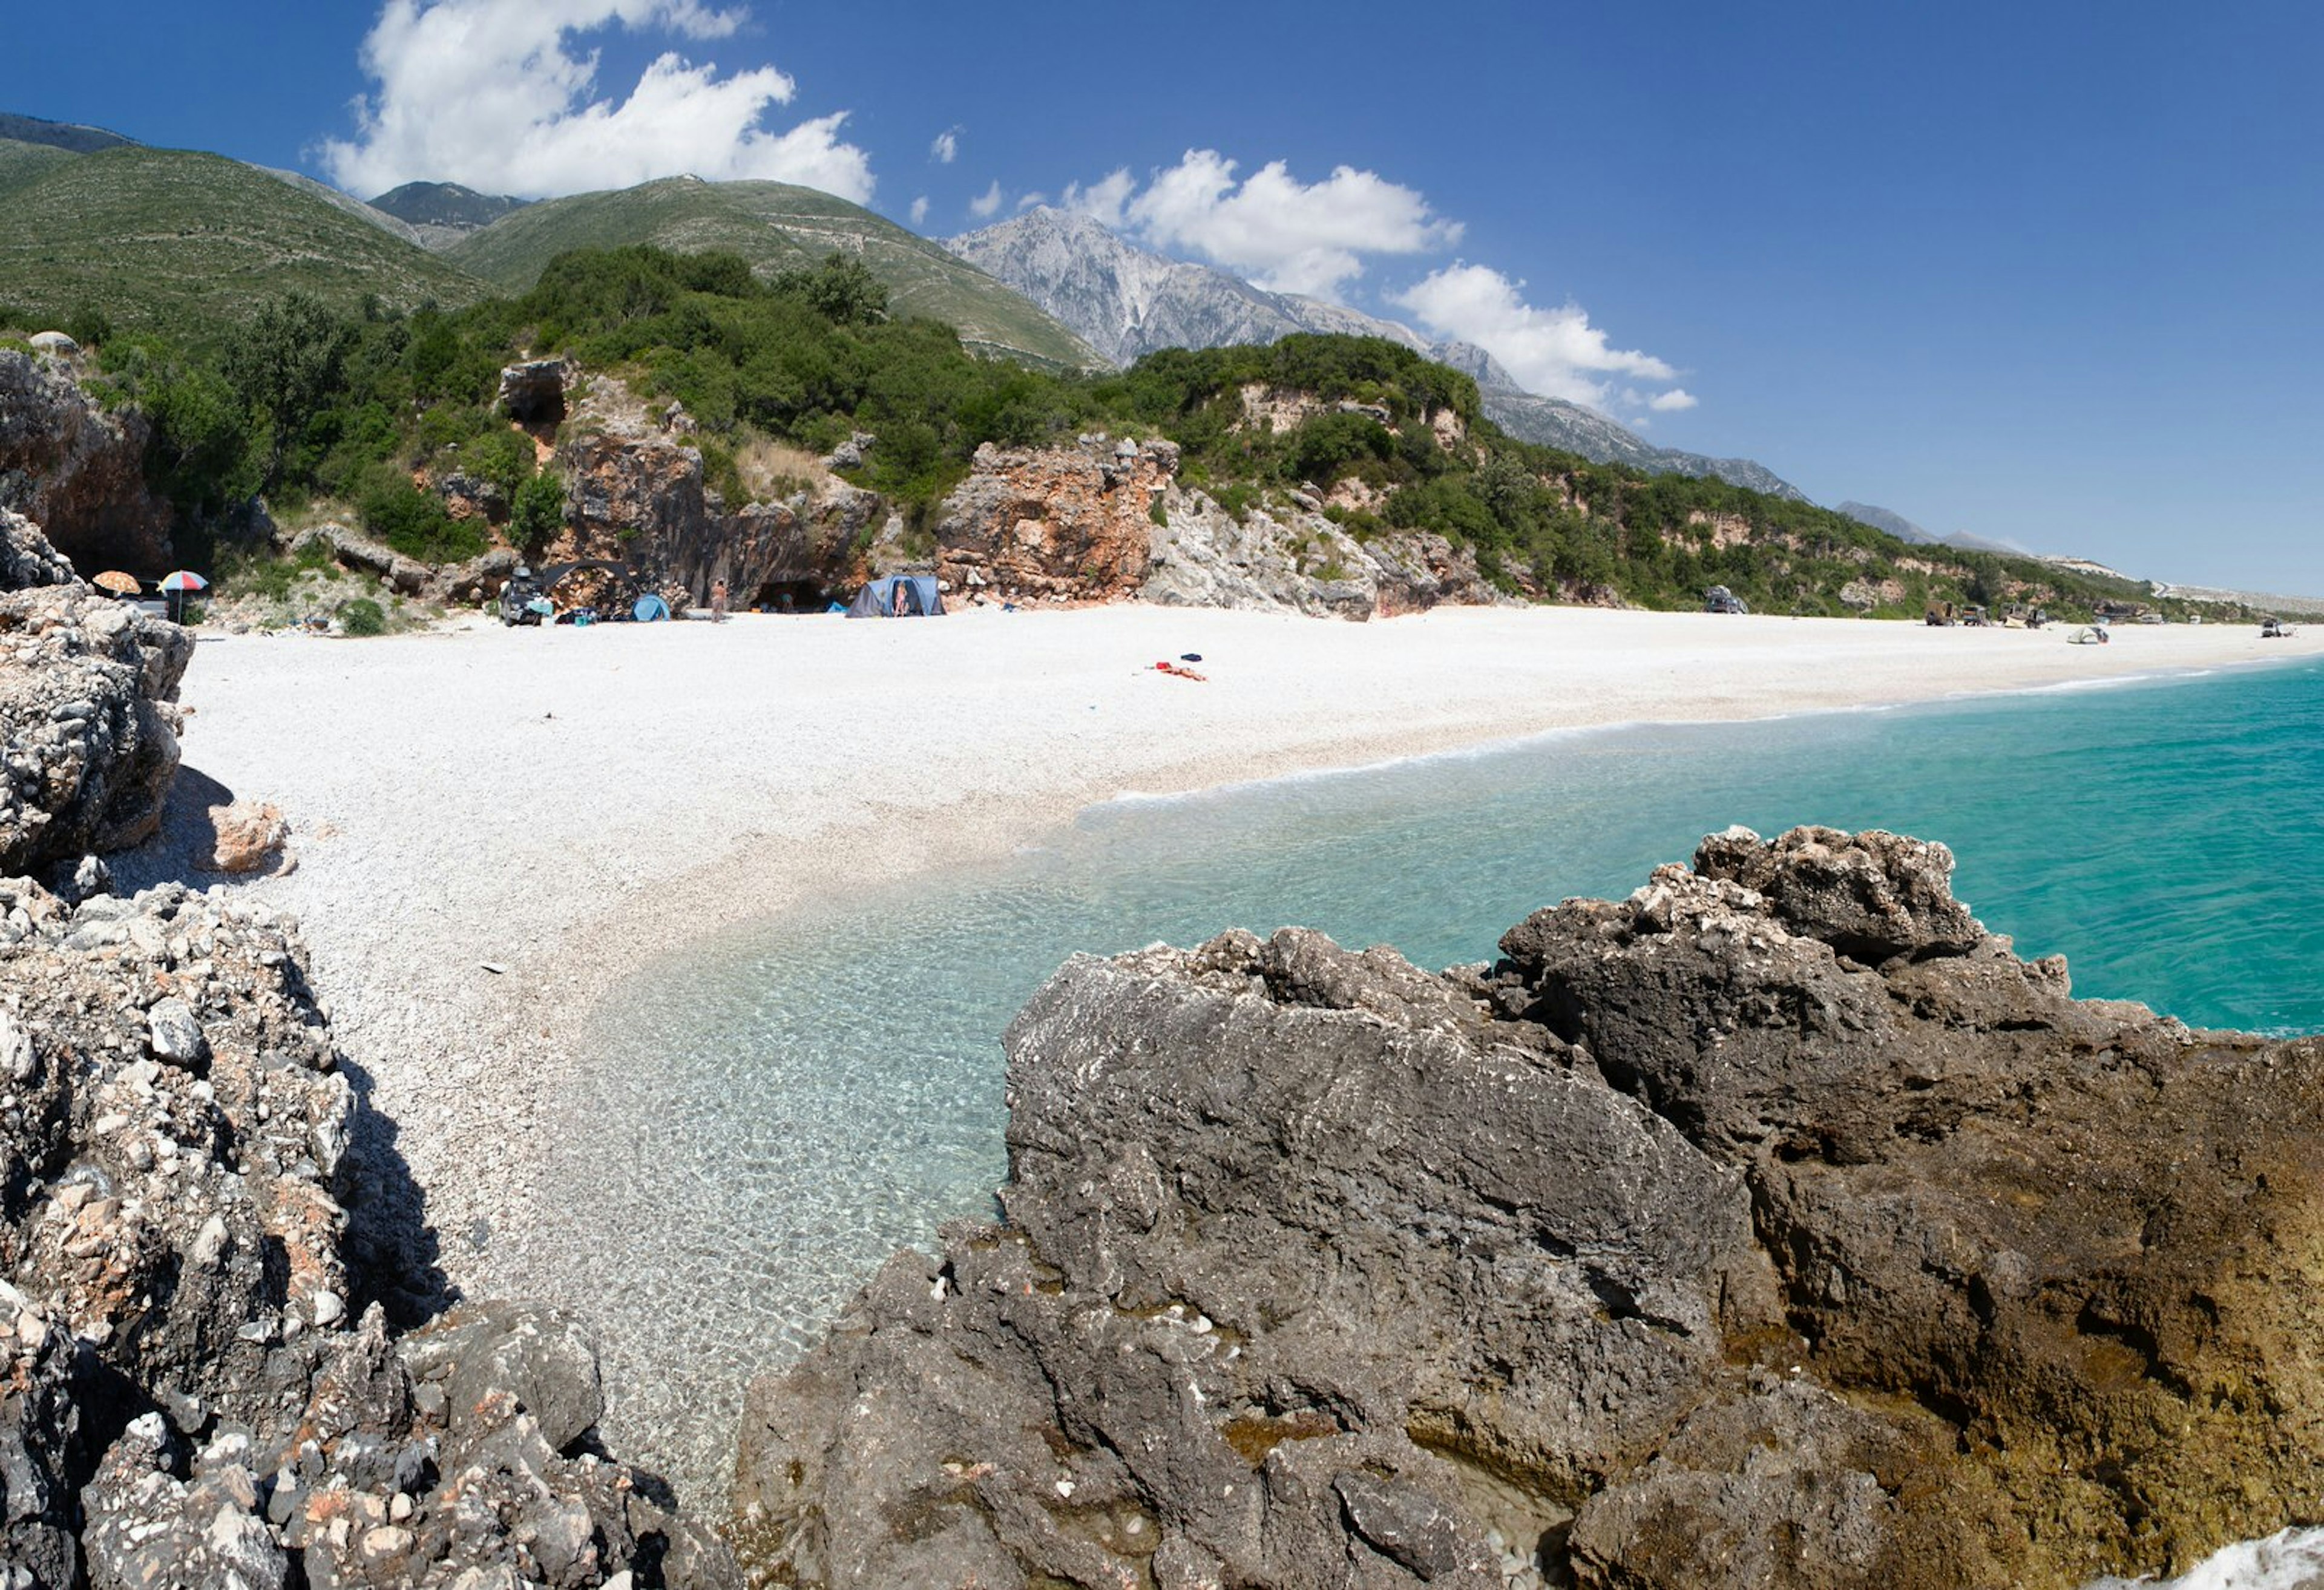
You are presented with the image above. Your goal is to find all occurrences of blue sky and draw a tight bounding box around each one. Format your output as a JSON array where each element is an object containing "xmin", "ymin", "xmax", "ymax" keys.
[{"xmin": 15, "ymin": 1, "xmax": 2323, "ymax": 592}]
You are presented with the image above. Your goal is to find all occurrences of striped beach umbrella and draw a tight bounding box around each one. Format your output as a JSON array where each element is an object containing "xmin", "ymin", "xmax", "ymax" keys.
[{"xmin": 158, "ymin": 569, "xmax": 208, "ymax": 622}]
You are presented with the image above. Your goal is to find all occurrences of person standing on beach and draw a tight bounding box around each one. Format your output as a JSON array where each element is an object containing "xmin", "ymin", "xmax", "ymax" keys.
[{"xmin": 711, "ymin": 580, "xmax": 729, "ymax": 623}]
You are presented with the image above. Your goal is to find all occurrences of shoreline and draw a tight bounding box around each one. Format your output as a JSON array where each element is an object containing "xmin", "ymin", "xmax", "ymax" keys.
[{"xmin": 105, "ymin": 603, "xmax": 2317, "ymax": 1493}]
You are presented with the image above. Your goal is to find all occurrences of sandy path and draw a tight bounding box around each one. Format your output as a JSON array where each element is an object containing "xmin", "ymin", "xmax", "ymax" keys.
[{"xmin": 109, "ymin": 603, "xmax": 2313, "ymax": 1476}]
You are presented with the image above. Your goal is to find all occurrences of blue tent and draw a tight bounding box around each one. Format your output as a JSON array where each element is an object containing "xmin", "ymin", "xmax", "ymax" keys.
[
  {"xmin": 844, "ymin": 574, "xmax": 945, "ymax": 618},
  {"xmin": 632, "ymin": 593, "xmax": 671, "ymax": 622}
]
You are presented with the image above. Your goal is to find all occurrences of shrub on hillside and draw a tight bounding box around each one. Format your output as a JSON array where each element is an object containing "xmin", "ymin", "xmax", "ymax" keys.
[
  {"xmin": 64, "ymin": 303, "xmax": 111, "ymax": 348},
  {"xmin": 356, "ymin": 472, "xmax": 485, "ymax": 565},
  {"xmin": 509, "ymin": 473, "xmax": 565, "ymax": 554}
]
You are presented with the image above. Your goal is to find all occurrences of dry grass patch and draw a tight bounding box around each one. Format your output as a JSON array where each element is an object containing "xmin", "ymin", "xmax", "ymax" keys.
[{"xmin": 736, "ymin": 435, "xmax": 836, "ymax": 500}]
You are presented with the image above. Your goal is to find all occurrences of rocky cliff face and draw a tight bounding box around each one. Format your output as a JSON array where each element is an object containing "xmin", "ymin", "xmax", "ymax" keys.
[
  {"xmin": 0, "ymin": 352, "xmax": 177, "ymax": 577},
  {"xmin": 924, "ymin": 432, "xmax": 1500, "ymax": 620},
  {"xmin": 437, "ymin": 362, "xmax": 1499, "ymax": 621},
  {"xmin": 1146, "ymin": 488, "xmax": 1501, "ymax": 620},
  {"xmin": 734, "ymin": 827, "xmax": 2324, "ymax": 1589},
  {"xmin": 0, "ymin": 511, "xmax": 190, "ymax": 876},
  {"xmin": 934, "ymin": 437, "xmax": 1176, "ymax": 603},
  {"xmin": 550, "ymin": 375, "xmax": 876, "ymax": 609}
]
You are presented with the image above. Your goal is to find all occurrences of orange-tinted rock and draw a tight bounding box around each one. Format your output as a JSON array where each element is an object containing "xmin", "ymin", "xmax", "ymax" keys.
[
  {"xmin": 206, "ymin": 799, "xmax": 289, "ymax": 874},
  {"xmin": 934, "ymin": 437, "xmax": 1177, "ymax": 602}
]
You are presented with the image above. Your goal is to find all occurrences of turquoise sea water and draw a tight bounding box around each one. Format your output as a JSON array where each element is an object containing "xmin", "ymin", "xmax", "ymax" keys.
[{"xmin": 549, "ymin": 654, "xmax": 2324, "ymax": 1496}]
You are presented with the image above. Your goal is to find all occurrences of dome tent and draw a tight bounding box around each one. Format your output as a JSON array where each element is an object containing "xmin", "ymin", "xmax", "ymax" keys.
[{"xmin": 844, "ymin": 575, "xmax": 944, "ymax": 618}]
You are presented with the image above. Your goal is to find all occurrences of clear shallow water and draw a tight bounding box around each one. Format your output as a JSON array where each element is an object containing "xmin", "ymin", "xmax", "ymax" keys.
[{"xmin": 543, "ymin": 655, "xmax": 2324, "ymax": 1508}]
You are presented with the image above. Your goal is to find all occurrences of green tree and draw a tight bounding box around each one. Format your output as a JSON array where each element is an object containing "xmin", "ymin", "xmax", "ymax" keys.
[
  {"xmin": 509, "ymin": 472, "xmax": 565, "ymax": 553},
  {"xmin": 226, "ymin": 293, "xmax": 355, "ymax": 492},
  {"xmin": 768, "ymin": 254, "xmax": 889, "ymax": 327},
  {"xmin": 64, "ymin": 303, "xmax": 112, "ymax": 348}
]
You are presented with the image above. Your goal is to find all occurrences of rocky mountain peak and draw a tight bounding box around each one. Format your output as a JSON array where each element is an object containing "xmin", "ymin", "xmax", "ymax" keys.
[
  {"xmin": 951, "ymin": 212, "xmax": 1808, "ymax": 499},
  {"xmin": 1428, "ymin": 339, "xmax": 1525, "ymax": 392},
  {"xmin": 367, "ymin": 180, "xmax": 531, "ymax": 234}
]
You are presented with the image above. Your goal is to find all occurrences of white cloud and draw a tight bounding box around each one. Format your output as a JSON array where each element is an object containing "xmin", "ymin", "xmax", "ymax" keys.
[
  {"xmin": 1396, "ymin": 263, "xmax": 1682, "ymax": 412},
  {"xmin": 1097, "ymin": 150, "xmax": 1459, "ymax": 299},
  {"xmin": 930, "ymin": 128, "xmax": 959, "ymax": 165},
  {"xmin": 1016, "ymin": 191, "xmax": 1046, "ymax": 210},
  {"xmin": 320, "ymin": 0, "xmax": 873, "ymax": 202},
  {"xmin": 908, "ymin": 195, "xmax": 928, "ymax": 226},
  {"xmin": 1062, "ymin": 168, "xmax": 1134, "ymax": 229},
  {"xmin": 968, "ymin": 180, "xmax": 1004, "ymax": 219}
]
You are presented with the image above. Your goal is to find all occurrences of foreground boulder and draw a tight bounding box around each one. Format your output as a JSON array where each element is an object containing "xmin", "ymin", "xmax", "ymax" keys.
[
  {"xmin": 0, "ymin": 870, "xmax": 738, "ymax": 1588},
  {"xmin": 0, "ymin": 511, "xmax": 191, "ymax": 875},
  {"xmin": 736, "ymin": 826, "xmax": 2324, "ymax": 1588}
]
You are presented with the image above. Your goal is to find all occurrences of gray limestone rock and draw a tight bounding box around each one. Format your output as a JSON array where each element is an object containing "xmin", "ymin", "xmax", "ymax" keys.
[
  {"xmin": 0, "ymin": 510, "xmax": 77, "ymax": 593},
  {"xmin": 0, "ymin": 560, "xmax": 192, "ymax": 874},
  {"xmin": 737, "ymin": 826, "xmax": 2324, "ymax": 1590},
  {"xmin": 401, "ymin": 1301, "xmax": 604, "ymax": 1455},
  {"xmin": 737, "ymin": 925, "xmax": 1774, "ymax": 1585},
  {"xmin": 0, "ymin": 854, "xmax": 738, "ymax": 1586}
]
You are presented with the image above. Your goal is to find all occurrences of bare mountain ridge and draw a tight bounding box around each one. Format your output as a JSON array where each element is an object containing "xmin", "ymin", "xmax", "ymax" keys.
[
  {"xmin": 948, "ymin": 208, "xmax": 1805, "ymax": 499},
  {"xmin": 1836, "ymin": 500, "xmax": 2027, "ymax": 557},
  {"xmin": 0, "ymin": 112, "xmax": 134, "ymax": 155},
  {"xmin": 368, "ymin": 182, "xmax": 534, "ymax": 250}
]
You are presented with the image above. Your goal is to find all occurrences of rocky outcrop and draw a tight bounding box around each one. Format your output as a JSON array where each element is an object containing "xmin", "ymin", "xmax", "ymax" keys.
[
  {"xmin": 0, "ymin": 516, "xmax": 191, "ymax": 875},
  {"xmin": 0, "ymin": 872, "xmax": 737, "ymax": 1589},
  {"xmin": 551, "ymin": 371, "xmax": 873, "ymax": 607},
  {"xmin": 0, "ymin": 505, "xmax": 735, "ymax": 1583},
  {"xmin": 497, "ymin": 359, "xmax": 576, "ymax": 429},
  {"xmin": 0, "ymin": 352, "xmax": 176, "ymax": 578},
  {"xmin": 0, "ymin": 509, "xmax": 78, "ymax": 591},
  {"xmin": 1146, "ymin": 488, "xmax": 1503, "ymax": 620},
  {"xmin": 934, "ymin": 437, "xmax": 1176, "ymax": 603},
  {"xmin": 924, "ymin": 435, "xmax": 1501, "ymax": 618},
  {"xmin": 286, "ymin": 524, "xmax": 514, "ymax": 607},
  {"xmin": 735, "ymin": 826, "xmax": 2324, "ymax": 1589}
]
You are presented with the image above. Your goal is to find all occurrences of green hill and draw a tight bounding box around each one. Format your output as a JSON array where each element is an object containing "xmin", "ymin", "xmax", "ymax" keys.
[
  {"xmin": 0, "ymin": 146, "xmax": 490, "ymax": 344},
  {"xmin": 0, "ymin": 137, "xmax": 76, "ymax": 196},
  {"xmin": 446, "ymin": 176, "xmax": 1098, "ymax": 368}
]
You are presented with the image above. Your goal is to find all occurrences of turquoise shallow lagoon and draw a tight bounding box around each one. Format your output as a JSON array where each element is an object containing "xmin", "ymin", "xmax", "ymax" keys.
[{"xmin": 551, "ymin": 654, "xmax": 2323, "ymax": 1490}]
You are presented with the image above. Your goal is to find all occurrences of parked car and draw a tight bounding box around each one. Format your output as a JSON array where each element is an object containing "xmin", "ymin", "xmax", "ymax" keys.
[{"xmin": 1704, "ymin": 585, "xmax": 1748, "ymax": 614}]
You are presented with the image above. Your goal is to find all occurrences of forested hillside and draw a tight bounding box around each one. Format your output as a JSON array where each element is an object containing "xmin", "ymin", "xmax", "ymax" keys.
[{"xmin": 8, "ymin": 241, "xmax": 2171, "ymax": 621}]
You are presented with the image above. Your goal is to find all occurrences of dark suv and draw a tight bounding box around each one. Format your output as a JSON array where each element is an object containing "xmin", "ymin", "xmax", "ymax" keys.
[{"xmin": 498, "ymin": 570, "xmax": 547, "ymax": 626}]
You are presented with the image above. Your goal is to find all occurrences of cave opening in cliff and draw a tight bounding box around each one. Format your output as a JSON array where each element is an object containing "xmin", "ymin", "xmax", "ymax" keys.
[{"xmin": 750, "ymin": 578, "xmax": 833, "ymax": 613}]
